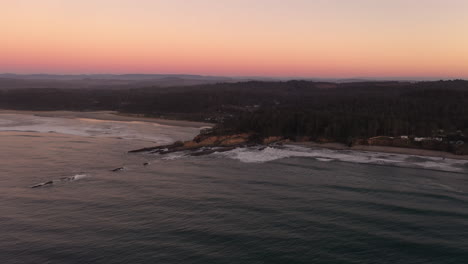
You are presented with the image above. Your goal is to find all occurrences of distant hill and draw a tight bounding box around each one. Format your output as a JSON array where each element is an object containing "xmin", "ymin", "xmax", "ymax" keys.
[
  {"xmin": 0, "ymin": 74, "xmax": 433, "ymax": 90},
  {"xmin": 0, "ymin": 73, "xmax": 233, "ymax": 81},
  {"xmin": 0, "ymin": 74, "xmax": 245, "ymax": 89}
]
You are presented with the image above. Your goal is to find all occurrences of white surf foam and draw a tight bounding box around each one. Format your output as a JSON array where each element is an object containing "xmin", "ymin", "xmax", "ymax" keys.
[
  {"xmin": 69, "ymin": 174, "xmax": 88, "ymax": 181},
  {"xmin": 214, "ymin": 145, "xmax": 468, "ymax": 173},
  {"xmin": 316, "ymin": 158, "xmax": 334, "ymax": 162},
  {"xmin": 31, "ymin": 174, "xmax": 89, "ymax": 188},
  {"xmin": 0, "ymin": 113, "xmax": 199, "ymax": 143},
  {"xmin": 161, "ymin": 152, "xmax": 187, "ymax": 161}
]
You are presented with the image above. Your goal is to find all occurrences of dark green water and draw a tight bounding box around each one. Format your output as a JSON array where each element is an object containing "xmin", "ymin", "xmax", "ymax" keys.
[{"xmin": 1, "ymin": 114, "xmax": 468, "ymax": 264}]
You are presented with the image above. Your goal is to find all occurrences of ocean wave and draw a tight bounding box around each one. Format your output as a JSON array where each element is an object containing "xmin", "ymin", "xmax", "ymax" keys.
[
  {"xmin": 68, "ymin": 174, "xmax": 88, "ymax": 181},
  {"xmin": 0, "ymin": 113, "xmax": 199, "ymax": 143},
  {"xmin": 214, "ymin": 145, "xmax": 467, "ymax": 173},
  {"xmin": 161, "ymin": 152, "xmax": 188, "ymax": 160},
  {"xmin": 31, "ymin": 174, "xmax": 89, "ymax": 188}
]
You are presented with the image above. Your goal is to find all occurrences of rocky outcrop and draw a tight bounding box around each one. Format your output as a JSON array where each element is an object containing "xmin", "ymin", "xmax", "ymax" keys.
[
  {"xmin": 190, "ymin": 133, "xmax": 253, "ymax": 147},
  {"xmin": 128, "ymin": 141, "xmax": 184, "ymax": 153},
  {"xmin": 130, "ymin": 128, "xmax": 468, "ymax": 157},
  {"xmin": 129, "ymin": 133, "xmax": 263, "ymax": 155}
]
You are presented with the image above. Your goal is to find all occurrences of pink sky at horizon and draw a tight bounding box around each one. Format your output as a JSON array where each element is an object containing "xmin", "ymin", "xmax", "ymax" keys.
[{"xmin": 1, "ymin": 0, "xmax": 468, "ymax": 78}]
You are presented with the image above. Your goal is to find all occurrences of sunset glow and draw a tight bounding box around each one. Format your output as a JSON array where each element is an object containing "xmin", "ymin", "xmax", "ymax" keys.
[{"xmin": 2, "ymin": 0, "xmax": 468, "ymax": 78}]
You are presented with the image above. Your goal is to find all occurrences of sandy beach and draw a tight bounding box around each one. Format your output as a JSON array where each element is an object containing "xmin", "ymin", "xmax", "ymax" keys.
[
  {"xmin": 0, "ymin": 110, "xmax": 213, "ymax": 128},
  {"xmin": 1, "ymin": 109, "xmax": 467, "ymax": 161},
  {"xmin": 295, "ymin": 141, "xmax": 468, "ymax": 161}
]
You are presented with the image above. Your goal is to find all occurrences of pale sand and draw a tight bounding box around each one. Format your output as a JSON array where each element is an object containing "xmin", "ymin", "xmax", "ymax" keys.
[
  {"xmin": 0, "ymin": 110, "xmax": 213, "ymax": 128},
  {"xmin": 294, "ymin": 142, "xmax": 468, "ymax": 161},
  {"xmin": 2, "ymin": 109, "xmax": 466, "ymax": 161}
]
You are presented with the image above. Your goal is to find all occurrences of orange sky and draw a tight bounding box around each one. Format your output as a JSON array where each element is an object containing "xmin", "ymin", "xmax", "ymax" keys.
[{"xmin": 1, "ymin": 0, "xmax": 468, "ymax": 78}]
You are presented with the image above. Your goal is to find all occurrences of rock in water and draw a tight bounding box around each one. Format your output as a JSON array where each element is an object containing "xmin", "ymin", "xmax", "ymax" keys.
[
  {"xmin": 31, "ymin": 180, "xmax": 54, "ymax": 188},
  {"xmin": 111, "ymin": 167, "xmax": 125, "ymax": 172}
]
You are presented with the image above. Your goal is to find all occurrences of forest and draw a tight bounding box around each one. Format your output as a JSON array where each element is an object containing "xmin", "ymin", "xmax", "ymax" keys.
[{"xmin": 1, "ymin": 79, "xmax": 468, "ymax": 145}]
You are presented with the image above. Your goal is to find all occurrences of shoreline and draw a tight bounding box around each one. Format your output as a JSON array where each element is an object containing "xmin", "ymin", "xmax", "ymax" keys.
[
  {"xmin": 1, "ymin": 109, "xmax": 466, "ymax": 161},
  {"xmin": 129, "ymin": 129, "xmax": 468, "ymax": 162},
  {"xmin": 0, "ymin": 110, "xmax": 213, "ymax": 128},
  {"xmin": 293, "ymin": 141, "xmax": 468, "ymax": 161}
]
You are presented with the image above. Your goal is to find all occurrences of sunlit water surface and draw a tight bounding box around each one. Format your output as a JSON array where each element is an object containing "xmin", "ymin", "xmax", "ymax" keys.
[{"xmin": 1, "ymin": 113, "xmax": 467, "ymax": 264}]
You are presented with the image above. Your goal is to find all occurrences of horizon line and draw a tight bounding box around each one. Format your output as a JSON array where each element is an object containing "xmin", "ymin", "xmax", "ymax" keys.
[{"xmin": 1, "ymin": 72, "xmax": 467, "ymax": 82}]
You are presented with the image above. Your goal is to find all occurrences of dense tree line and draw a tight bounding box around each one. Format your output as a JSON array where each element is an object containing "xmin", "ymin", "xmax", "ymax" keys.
[{"xmin": 1, "ymin": 80, "xmax": 468, "ymax": 142}]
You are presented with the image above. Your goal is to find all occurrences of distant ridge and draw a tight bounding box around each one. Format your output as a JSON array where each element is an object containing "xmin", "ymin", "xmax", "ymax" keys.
[
  {"xmin": 0, "ymin": 73, "xmax": 234, "ymax": 81},
  {"xmin": 0, "ymin": 74, "xmax": 242, "ymax": 89},
  {"xmin": 0, "ymin": 74, "xmax": 463, "ymax": 89}
]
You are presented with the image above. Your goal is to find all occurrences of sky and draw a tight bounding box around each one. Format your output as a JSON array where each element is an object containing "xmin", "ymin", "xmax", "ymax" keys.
[{"xmin": 1, "ymin": 0, "xmax": 468, "ymax": 78}]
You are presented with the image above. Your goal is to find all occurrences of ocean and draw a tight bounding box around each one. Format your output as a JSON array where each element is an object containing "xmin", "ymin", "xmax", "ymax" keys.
[{"xmin": 1, "ymin": 112, "xmax": 467, "ymax": 264}]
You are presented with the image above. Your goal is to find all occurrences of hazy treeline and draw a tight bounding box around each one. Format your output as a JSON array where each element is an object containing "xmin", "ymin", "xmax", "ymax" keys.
[
  {"xmin": 217, "ymin": 80, "xmax": 468, "ymax": 141},
  {"xmin": 1, "ymin": 80, "xmax": 467, "ymax": 141}
]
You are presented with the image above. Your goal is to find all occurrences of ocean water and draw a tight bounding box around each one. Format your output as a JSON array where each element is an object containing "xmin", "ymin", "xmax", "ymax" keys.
[{"xmin": 1, "ymin": 113, "xmax": 468, "ymax": 264}]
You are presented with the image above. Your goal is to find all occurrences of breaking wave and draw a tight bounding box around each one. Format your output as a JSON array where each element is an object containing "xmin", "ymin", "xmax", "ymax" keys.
[
  {"xmin": 31, "ymin": 174, "xmax": 89, "ymax": 188},
  {"xmin": 214, "ymin": 145, "xmax": 468, "ymax": 173},
  {"xmin": 68, "ymin": 174, "xmax": 88, "ymax": 181},
  {"xmin": 0, "ymin": 113, "xmax": 200, "ymax": 144}
]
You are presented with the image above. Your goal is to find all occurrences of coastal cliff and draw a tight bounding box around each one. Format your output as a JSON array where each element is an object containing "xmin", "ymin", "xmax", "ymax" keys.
[
  {"xmin": 129, "ymin": 129, "xmax": 468, "ymax": 158},
  {"xmin": 129, "ymin": 132, "xmax": 288, "ymax": 155}
]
